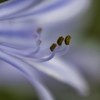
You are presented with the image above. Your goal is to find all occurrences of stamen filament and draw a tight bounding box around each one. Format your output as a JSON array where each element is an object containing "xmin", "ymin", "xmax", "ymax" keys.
[
  {"xmin": 0, "ymin": 27, "xmax": 71, "ymax": 63},
  {"xmin": 3, "ymin": 46, "xmax": 61, "ymax": 62},
  {"xmin": 56, "ymin": 45, "xmax": 69, "ymax": 56},
  {"xmin": 0, "ymin": 43, "xmax": 40, "ymax": 56}
]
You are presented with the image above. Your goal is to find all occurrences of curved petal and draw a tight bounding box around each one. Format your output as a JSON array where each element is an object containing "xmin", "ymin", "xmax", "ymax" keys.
[
  {"xmin": 0, "ymin": 0, "xmax": 91, "ymax": 24},
  {"xmin": 0, "ymin": 50, "xmax": 54, "ymax": 100},
  {"xmin": 35, "ymin": 0, "xmax": 91, "ymax": 24},
  {"xmin": 0, "ymin": 0, "xmax": 72, "ymax": 19},
  {"xmin": 0, "ymin": 0, "xmax": 36, "ymax": 19},
  {"xmin": 26, "ymin": 58, "xmax": 89, "ymax": 96}
]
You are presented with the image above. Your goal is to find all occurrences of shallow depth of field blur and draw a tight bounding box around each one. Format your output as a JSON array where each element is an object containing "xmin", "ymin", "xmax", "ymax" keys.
[{"xmin": 0, "ymin": 0, "xmax": 100, "ymax": 100}]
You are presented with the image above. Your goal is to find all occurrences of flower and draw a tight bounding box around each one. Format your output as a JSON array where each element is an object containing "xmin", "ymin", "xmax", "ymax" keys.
[{"xmin": 0, "ymin": 0, "xmax": 91, "ymax": 100}]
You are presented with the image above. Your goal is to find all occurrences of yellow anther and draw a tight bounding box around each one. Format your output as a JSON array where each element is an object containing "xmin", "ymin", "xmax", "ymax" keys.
[
  {"xmin": 57, "ymin": 36, "xmax": 64, "ymax": 46},
  {"xmin": 65, "ymin": 35, "xmax": 71, "ymax": 45},
  {"xmin": 50, "ymin": 43, "xmax": 57, "ymax": 52},
  {"xmin": 37, "ymin": 27, "xmax": 42, "ymax": 33}
]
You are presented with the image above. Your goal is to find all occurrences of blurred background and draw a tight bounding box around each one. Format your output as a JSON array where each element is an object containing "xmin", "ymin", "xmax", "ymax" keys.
[{"xmin": 0, "ymin": 0, "xmax": 100, "ymax": 100}]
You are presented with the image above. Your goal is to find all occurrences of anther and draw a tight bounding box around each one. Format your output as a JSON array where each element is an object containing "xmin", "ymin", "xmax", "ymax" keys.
[
  {"xmin": 37, "ymin": 27, "xmax": 42, "ymax": 34},
  {"xmin": 65, "ymin": 35, "xmax": 71, "ymax": 45},
  {"xmin": 57, "ymin": 36, "xmax": 64, "ymax": 46},
  {"xmin": 50, "ymin": 43, "xmax": 57, "ymax": 52},
  {"xmin": 36, "ymin": 40, "xmax": 42, "ymax": 46}
]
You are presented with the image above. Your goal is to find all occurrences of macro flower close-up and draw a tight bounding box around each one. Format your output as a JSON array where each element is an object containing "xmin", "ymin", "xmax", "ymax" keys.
[{"xmin": 0, "ymin": 0, "xmax": 95, "ymax": 100}]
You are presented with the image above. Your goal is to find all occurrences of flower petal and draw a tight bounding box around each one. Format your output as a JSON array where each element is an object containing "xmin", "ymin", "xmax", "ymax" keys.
[
  {"xmin": 0, "ymin": 0, "xmax": 91, "ymax": 24},
  {"xmin": 26, "ymin": 58, "xmax": 89, "ymax": 96},
  {"xmin": 0, "ymin": 0, "xmax": 36, "ymax": 19},
  {"xmin": 0, "ymin": 22, "xmax": 38, "ymax": 48},
  {"xmin": 0, "ymin": 50, "xmax": 54, "ymax": 100},
  {"xmin": 0, "ymin": 0, "xmax": 71, "ymax": 19}
]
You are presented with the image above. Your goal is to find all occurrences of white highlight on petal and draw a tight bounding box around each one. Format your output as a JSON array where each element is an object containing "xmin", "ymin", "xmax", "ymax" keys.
[
  {"xmin": 27, "ymin": 58, "xmax": 89, "ymax": 96},
  {"xmin": 35, "ymin": 0, "xmax": 91, "ymax": 24}
]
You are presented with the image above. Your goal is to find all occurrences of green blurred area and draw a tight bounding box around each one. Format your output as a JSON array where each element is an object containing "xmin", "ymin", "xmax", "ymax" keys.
[
  {"xmin": 1, "ymin": 84, "xmax": 100, "ymax": 100},
  {"xmin": 0, "ymin": 0, "xmax": 7, "ymax": 3},
  {"xmin": 86, "ymin": 0, "xmax": 100, "ymax": 36},
  {"xmin": 0, "ymin": 84, "xmax": 39, "ymax": 100},
  {"xmin": 79, "ymin": 0, "xmax": 100, "ymax": 44}
]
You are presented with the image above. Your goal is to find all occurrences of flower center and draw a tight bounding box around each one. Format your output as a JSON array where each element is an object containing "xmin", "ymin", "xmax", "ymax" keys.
[{"xmin": 0, "ymin": 28, "xmax": 71, "ymax": 62}]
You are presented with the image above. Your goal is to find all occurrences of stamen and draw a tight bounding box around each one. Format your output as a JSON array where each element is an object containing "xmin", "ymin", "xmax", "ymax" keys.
[
  {"xmin": 55, "ymin": 45, "xmax": 69, "ymax": 56},
  {"xmin": 0, "ymin": 25, "xmax": 71, "ymax": 62},
  {"xmin": 36, "ymin": 40, "xmax": 42, "ymax": 46},
  {"xmin": 65, "ymin": 35, "xmax": 71, "ymax": 45},
  {"xmin": 56, "ymin": 35, "xmax": 71, "ymax": 56},
  {"xmin": 36, "ymin": 27, "xmax": 42, "ymax": 39},
  {"xmin": 37, "ymin": 27, "xmax": 42, "ymax": 34},
  {"xmin": 0, "ymin": 28, "xmax": 43, "ymax": 56},
  {"xmin": 5, "ymin": 45, "xmax": 61, "ymax": 62},
  {"xmin": 50, "ymin": 43, "xmax": 57, "ymax": 52},
  {"xmin": 0, "ymin": 44, "xmax": 40, "ymax": 56},
  {"xmin": 57, "ymin": 36, "xmax": 64, "ymax": 46}
]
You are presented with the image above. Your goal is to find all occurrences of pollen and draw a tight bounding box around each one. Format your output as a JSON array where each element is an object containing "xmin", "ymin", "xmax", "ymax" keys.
[
  {"xmin": 65, "ymin": 35, "xmax": 71, "ymax": 45},
  {"xmin": 37, "ymin": 27, "xmax": 42, "ymax": 34},
  {"xmin": 50, "ymin": 43, "xmax": 57, "ymax": 52},
  {"xmin": 57, "ymin": 36, "xmax": 64, "ymax": 46}
]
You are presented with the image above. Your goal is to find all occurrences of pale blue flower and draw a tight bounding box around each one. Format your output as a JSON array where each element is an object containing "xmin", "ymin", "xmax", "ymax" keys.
[{"xmin": 0, "ymin": 0, "xmax": 91, "ymax": 100}]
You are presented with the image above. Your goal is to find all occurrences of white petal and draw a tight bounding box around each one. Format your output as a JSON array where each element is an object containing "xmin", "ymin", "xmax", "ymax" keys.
[{"xmin": 26, "ymin": 58, "xmax": 89, "ymax": 96}]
